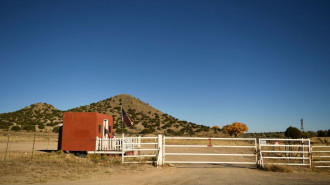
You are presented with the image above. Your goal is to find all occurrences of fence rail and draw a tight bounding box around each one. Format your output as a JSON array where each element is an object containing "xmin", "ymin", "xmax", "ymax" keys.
[
  {"xmin": 163, "ymin": 136, "xmax": 257, "ymax": 165},
  {"xmin": 311, "ymin": 146, "xmax": 330, "ymax": 168}
]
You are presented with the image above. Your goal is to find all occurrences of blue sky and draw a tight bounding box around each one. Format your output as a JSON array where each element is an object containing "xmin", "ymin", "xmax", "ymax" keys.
[{"xmin": 0, "ymin": 0, "xmax": 329, "ymax": 132}]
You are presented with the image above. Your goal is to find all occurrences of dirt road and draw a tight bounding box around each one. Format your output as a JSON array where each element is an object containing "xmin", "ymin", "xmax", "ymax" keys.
[{"xmin": 45, "ymin": 164, "xmax": 330, "ymax": 185}]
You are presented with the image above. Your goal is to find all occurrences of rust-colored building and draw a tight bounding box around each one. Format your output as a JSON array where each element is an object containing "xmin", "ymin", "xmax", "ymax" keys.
[{"xmin": 61, "ymin": 112, "xmax": 113, "ymax": 152}]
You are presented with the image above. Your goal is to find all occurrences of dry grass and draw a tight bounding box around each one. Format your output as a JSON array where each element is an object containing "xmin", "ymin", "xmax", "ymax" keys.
[
  {"xmin": 310, "ymin": 137, "xmax": 330, "ymax": 145},
  {"xmin": 0, "ymin": 151, "xmax": 149, "ymax": 184},
  {"xmin": 0, "ymin": 130, "xmax": 58, "ymax": 143},
  {"xmin": 262, "ymin": 165, "xmax": 294, "ymax": 173}
]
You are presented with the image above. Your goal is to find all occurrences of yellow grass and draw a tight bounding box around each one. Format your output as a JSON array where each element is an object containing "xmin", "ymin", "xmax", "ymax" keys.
[
  {"xmin": 0, "ymin": 130, "xmax": 58, "ymax": 143},
  {"xmin": 310, "ymin": 137, "xmax": 330, "ymax": 145},
  {"xmin": 0, "ymin": 151, "xmax": 148, "ymax": 184}
]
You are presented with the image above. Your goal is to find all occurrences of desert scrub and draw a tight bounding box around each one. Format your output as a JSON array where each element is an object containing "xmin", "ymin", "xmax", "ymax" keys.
[
  {"xmin": 87, "ymin": 154, "xmax": 121, "ymax": 165},
  {"xmin": 0, "ymin": 152, "xmax": 140, "ymax": 184}
]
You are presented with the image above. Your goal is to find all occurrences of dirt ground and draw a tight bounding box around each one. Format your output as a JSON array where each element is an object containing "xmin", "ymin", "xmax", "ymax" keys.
[
  {"xmin": 1, "ymin": 132, "xmax": 330, "ymax": 185},
  {"xmin": 44, "ymin": 164, "xmax": 330, "ymax": 185}
]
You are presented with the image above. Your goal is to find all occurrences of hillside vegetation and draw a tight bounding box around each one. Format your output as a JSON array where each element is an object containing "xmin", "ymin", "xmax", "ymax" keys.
[{"xmin": 0, "ymin": 94, "xmax": 214, "ymax": 136}]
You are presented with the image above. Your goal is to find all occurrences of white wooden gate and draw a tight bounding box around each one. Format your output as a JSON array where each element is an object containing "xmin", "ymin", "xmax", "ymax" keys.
[
  {"xmin": 311, "ymin": 146, "xmax": 330, "ymax": 168},
  {"xmin": 122, "ymin": 135, "xmax": 163, "ymax": 166},
  {"xmin": 259, "ymin": 138, "xmax": 311, "ymax": 167},
  {"xmin": 163, "ymin": 136, "xmax": 257, "ymax": 165}
]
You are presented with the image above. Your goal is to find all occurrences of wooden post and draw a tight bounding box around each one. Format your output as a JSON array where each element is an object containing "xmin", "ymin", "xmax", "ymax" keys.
[
  {"xmin": 157, "ymin": 134, "xmax": 163, "ymax": 167},
  {"xmin": 121, "ymin": 134, "xmax": 125, "ymax": 164},
  {"xmin": 4, "ymin": 134, "xmax": 9, "ymax": 161},
  {"xmin": 138, "ymin": 135, "xmax": 141, "ymax": 148},
  {"xmin": 208, "ymin": 137, "xmax": 212, "ymax": 147},
  {"xmin": 31, "ymin": 133, "xmax": 36, "ymax": 161}
]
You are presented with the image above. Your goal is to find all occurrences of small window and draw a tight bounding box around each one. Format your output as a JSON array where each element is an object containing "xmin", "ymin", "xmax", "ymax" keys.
[
  {"xmin": 109, "ymin": 126, "xmax": 112, "ymax": 133},
  {"xmin": 98, "ymin": 125, "xmax": 101, "ymax": 133}
]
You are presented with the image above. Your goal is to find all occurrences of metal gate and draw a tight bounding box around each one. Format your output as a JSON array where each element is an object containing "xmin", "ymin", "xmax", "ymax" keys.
[
  {"xmin": 122, "ymin": 135, "xmax": 162, "ymax": 165},
  {"xmin": 259, "ymin": 138, "xmax": 311, "ymax": 167},
  {"xmin": 163, "ymin": 136, "xmax": 257, "ymax": 165},
  {"xmin": 311, "ymin": 146, "xmax": 330, "ymax": 168}
]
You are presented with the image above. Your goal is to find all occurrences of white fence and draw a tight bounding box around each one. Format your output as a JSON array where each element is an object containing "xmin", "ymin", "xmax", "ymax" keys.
[
  {"xmin": 259, "ymin": 138, "xmax": 311, "ymax": 168},
  {"xmin": 91, "ymin": 136, "xmax": 330, "ymax": 169},
  {"xmin": 122, "ymin": 135, "xmax": 162, "ymax": 166},
  {"xmin": 95, "ymin": 137, "xmax": 123, "ymax": 151},
  {"xmin": 93, "ymin": 135, "xmax": 162, "ymax": 166},
  {"xmin": 311, "ymin": 146, "xmax": 330, "ymax": 168},
  {"xmin": 163, "ymin": 136, "xmax": 257, "ymax": 165}
]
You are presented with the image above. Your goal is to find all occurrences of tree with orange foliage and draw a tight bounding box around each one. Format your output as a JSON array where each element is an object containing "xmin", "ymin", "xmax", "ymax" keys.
[{"xmin": 222, "ymin": 122, "xmax": 248, "ymax": 137}]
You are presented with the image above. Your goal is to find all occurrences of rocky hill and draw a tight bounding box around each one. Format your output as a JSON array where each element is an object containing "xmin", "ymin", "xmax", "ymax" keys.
[{"xmin": 0, "ymin": 94, "xmax": 214, "ymax": 136}]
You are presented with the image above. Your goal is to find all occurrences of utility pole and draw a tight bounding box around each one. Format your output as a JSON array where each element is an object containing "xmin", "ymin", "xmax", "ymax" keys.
[{"xmin": 300, "ymin": 118, "xmax": 304, "ymax": 132}]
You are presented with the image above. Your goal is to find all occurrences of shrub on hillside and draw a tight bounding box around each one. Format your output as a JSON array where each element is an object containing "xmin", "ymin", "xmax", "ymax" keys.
[
  {"xmin": 47, "ymin": 122, "xmax": 59, "ymax": 126},
  {"xmin": 38, "ymin": 124, "xmax": 45, "ymax": 129},
  {"xmin": 22, "ymin": 125, "xmax": 36, "ymax": 132},
  {"xmin": 284, "ymin": 126, "xmax": 302, "ymax": 139},
  {"xmin": 11, "ymin": 125, "xmax": 21, "ymax": 131},
  {"xmin": 140, "ymin": 128, "xmax": 154, "ymax": 135},
  {"xmin": 0, "ymin": 122, "xmax": 11, "ymax": 130},
  {"xmin": 115, "ymin": 128, "xmax": 128, "ymax": 134}
]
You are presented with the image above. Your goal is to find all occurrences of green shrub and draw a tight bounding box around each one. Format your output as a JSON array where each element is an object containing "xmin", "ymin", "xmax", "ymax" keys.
[
  {"xmin": 284, "ymin": 126, "xmax": 302, "ymax": 139},
  {"xmin": 22, "ymin": 125, "xmax": 36, "ymax": 132},
  {"xmin": 11, "ymin": 125, "xmax": 21, "ymax": 131},
  {"xmin": 317, "ymin": 130, "xmax": 328, "ymax": 137},
  {"xmin": 140, "ymin": 128, "xmax": 154, "ymax": 135}
]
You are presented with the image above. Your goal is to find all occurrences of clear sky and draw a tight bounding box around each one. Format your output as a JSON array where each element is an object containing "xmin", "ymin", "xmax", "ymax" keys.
[{"xmin": 0, "ymin": 0, "xmax": 329, "ymax": 132}]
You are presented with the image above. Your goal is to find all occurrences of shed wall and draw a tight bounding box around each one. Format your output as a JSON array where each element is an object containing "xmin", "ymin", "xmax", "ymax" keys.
[{"xmin": 61, "ymin": 112, "xmax": 113, "ymax": 151}]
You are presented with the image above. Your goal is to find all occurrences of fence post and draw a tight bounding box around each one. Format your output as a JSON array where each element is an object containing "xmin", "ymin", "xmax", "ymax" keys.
[
  {"xmin": 309, "ymin": 140, "xmax": 312, "ymax": 168},
  {"xmin": 95, "ymin": 136, "xmax": 98, "ymax": 152},
  {"xmin": 121, "ymin": 134, "xmax": 125, "ymax": 164},
  {"xmin": 255, "ymin": 138, "xmax": 258, "ymax": 167},
  {"xmin": 302, "ymin": 138, "xmax": 305, "ymax": 165},
  {"xmin": 163, "ymin": 135, "xmax": 165, "ymax": 165},
  {"xmin": 138, "ymin": 135, "xmax": 141, "ymax": 148},
  {"xmin": 31, "ymin": 132, "xmax": 36, "ymax": 161},
  {"xmin": 4, "ymin": 134, "xmax": 9, "ymax": 161},
  {"xmin": 157, "ymin": 134, "xmax": 163, "ymax": 166}
]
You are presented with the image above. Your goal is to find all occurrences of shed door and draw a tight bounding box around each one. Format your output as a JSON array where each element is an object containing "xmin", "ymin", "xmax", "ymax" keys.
[
  {"xmin": 103, "ymin": 119, "xmax": 108, "ymax": 139},
  {"xmin": 102, "ymin": 119, "xmax": 109, "ymax": 150}
]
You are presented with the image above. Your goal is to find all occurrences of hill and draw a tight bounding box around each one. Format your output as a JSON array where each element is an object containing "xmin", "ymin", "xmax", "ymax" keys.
[
  {"xmin": 0, "ymin": 94, "xmax": 215, "ymax": 136},
  {"xmin": 0, "ymin": 103, "xmax": 63, "ymax": 132}
]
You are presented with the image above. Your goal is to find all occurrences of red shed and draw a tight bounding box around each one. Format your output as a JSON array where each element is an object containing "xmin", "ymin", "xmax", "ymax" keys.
[{"xmin": 61, "ymin": 112, "xmax": 113, "ymax": 152}]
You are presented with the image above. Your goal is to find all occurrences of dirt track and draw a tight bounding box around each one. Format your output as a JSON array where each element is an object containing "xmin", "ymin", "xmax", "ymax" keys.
[{"xmin": 46, "ymin": 164, "xmax": 330, "ymax": 185}]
